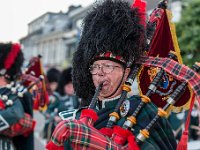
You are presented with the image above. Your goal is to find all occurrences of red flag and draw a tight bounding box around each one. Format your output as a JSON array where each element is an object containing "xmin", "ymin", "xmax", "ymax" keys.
[
  {"xmin": 25, "ymin": 56, "xmax": 49, "ymax": 110},
  {"xmin": 138, "ymin": 8, "xmax": 192, "ymax": 112}
]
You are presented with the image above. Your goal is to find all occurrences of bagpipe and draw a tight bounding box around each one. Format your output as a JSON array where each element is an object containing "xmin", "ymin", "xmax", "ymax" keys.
[
  {"xmin": 46, "ymin": 0, "xmax": 200, "ymax": 150},
  {"xmin": 0, "ymin": 56, "xmax": 46, "ymax": 137},
  {"xmin": 46, "ymin": 60, "xmax": 199, "ymax": 150}
]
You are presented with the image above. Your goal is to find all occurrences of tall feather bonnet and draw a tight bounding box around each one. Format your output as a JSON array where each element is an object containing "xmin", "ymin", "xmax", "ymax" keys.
[
  {"xmin": 72, "ymin": 0, "xmax": 146, "ymax": 103},
  {"xmin": 0, "ymin": 42, "xmax": 24, "ymax": 81}
]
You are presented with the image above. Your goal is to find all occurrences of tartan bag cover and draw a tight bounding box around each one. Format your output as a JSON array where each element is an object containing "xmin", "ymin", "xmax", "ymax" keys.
[
  {"xmin": 0, "ymin": 113, "xmax": 36, "ymax": 137},
  {"xmin": 49, "ymin": 119, "xmax": 135, "ymax": 150}
]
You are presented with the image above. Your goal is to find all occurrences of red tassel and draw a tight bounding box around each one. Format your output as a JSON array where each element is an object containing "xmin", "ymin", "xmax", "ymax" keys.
[
  {"xmin": 80, "ymin": 109, "xmax": 99, "ymax": 123},
  {"xmin": 177, "ymin": 93, "xmax": 196, "ymax": 150},
  {"xmin": 112, "ymin": 126, "xmax": 132, "ymax": 145},
  {"xmin": 176, "ymin": 131, "xmax": 188, "ymax": 150},
  {"xmin": 127, "ymin": 135, "xmax": 140, "ymax": 150},
  {"xmin": 99, "ymin": 127, "xmax": 113, "ymax": 137},
  {"xmin": 46, "ymin": 141, "xmax": 64, "ymax": 150}
]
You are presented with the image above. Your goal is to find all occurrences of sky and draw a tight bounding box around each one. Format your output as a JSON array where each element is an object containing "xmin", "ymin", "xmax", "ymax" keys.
[{"xmin": 0, "ymin": 0, "xmax": 94, "ymax": 42}]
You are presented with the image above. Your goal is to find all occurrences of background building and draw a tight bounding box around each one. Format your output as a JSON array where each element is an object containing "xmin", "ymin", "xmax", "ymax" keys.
[
  {"xmin": 20, "ymin": 0, "xmax": 181, "ymax": 70},
  {"xmin": 20, "ymin": 5, "xmax": 92, "ymax": 70}
]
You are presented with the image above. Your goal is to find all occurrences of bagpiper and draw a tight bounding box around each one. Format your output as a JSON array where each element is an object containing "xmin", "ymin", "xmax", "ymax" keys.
[
  {"xmin": 0, "ymin": 42, "xmax": 35, "ymax": 150},
  {"xmin": 46, "ymin": 0, "xmax": 200, "ymax": 150}
]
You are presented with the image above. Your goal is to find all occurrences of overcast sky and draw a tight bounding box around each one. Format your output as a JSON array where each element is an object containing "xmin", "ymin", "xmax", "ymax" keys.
[{"xmin": 0, "ymin": 0, "xmax": 94, "ymax": 43}]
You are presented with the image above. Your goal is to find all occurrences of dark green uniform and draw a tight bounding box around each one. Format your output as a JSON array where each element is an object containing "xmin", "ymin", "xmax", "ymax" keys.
[
  {"xmin": 168, "ymin": 112, "xmax": 185, "ymax": 141},
  {"xmin": 57, "ymin": 95, "xmax": 80, "ymax": 113},
  {"xmin": 42, "ymin": 92, "xmax": 60, "ymax": 140},
  {"xmin": 13, "ymin": 92, "xmax": 34, "ymax": 150},
  {"xmin": 0, "ymin": 88, "xmax": 25, "ymax": 150}
]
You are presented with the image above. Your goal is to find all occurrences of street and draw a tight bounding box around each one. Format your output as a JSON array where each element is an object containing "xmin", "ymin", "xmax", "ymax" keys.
[{"xmin": 34, "ymin": 111, "xmax": 46, "ymax": 150}]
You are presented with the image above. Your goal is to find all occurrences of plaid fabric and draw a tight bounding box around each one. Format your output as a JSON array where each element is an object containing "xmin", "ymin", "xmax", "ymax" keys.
[
  {"xmin": 137, "ymin": 56, "xmax": 200, "ymax": 101},
  {"xmin": 1, "ymin": 113, "xmax": 35, "ymax": 137},
  {"xmin": 51, "ymin": 119, "xmax": 131, "ymax": 150}
]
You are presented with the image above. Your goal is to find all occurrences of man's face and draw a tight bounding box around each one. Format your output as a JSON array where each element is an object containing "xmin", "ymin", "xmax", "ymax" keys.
[
  {"xmin": 50, "ymin": 82, "xmax": 58, "ymax": 92},
  {"xmin": 0, "ymin": 76, "xmax": 7, "ymax": 86},
  {"xmin": 91, "ymin": 60, "xmax": 130, "ymax": 100},
  {"xmin": 64, "ymin": 82, "xmax": 74, "ymax": 96}
]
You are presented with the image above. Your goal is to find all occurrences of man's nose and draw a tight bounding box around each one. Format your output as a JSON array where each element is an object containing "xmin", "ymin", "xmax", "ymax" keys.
[{"xmin": 96, "ymin": 66, "xmax": 104, "ymax": 75}]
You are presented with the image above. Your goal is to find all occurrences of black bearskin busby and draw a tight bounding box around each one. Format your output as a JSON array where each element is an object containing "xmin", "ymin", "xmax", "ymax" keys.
[
  {"xmin": 72, "ymin": 0, "xmax": 146, "ymax": 104},
  {"xmin": 56, "ymin": 67, "xmax": 72, "ymax": 96},
  {"xmin": 0, "ymin": 42, "xmax": 24, "ymax": 81},
  {"xmin": 47, "ymin": 68, "xmax": 61, "ymax": 83}
]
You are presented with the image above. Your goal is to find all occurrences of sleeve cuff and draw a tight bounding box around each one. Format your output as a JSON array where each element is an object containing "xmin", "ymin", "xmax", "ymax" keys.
[{"xmin": 0, "ymin": 115, "xmax": 10, "ymax": 131}]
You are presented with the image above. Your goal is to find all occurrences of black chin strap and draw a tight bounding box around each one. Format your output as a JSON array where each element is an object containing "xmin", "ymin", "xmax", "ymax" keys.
[{"xmin": 103, "ymin": 68, "xmax": 126, "ymax": 98}]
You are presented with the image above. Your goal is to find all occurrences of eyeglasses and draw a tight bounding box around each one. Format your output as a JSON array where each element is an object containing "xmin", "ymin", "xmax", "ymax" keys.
[{"xmin": 89, "ymin": 64, "xmax": 122, "ymax": 75}]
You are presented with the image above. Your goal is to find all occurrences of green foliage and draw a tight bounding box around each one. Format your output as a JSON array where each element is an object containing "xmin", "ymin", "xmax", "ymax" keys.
[{"xmin": 176, "ymin": 0, "xmax": 200, "ymax": 66}]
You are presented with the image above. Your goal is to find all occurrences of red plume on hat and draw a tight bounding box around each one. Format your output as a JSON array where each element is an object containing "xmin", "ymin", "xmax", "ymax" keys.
[
  {"xmin": 4, "ymin": 43, "xmax": 21, "ymax": 70},
  {"xmin": 132, "ymin": 0, "xmax": 147, "ymax": 27},
  {"xmin": 0, "ymin": 42, "xmax": 24, "ymax": 80}
]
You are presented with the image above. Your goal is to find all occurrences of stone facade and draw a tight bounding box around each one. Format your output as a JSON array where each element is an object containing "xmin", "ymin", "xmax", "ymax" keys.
[{"xmin": 20, "ymin": 5, "xmax": 92, "ymax": 70}]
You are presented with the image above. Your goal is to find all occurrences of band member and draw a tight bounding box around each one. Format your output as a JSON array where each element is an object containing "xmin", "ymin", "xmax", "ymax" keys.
[
  {"xmin": 53, "ymin": 67, "xmax": 80, "ymax": 128},
  {"xmin": 0, "ymin": 42, "xmax": 34, "ymax": 150},
  {"xmin": 43, "ymin": 67, "xmax": 80, "ymax": 142},
  {"xmin": 168, "ymin": 111, "xmax": 185, "ymax": 141},
  {"xmin": 56, "ymin": 67, "xmax": 80, "ymax": 112},
  {"xmin": 189, "ymin": 100, "xmax": 200, "ymax": 140},
  {"xmin": 46, "ymin": 0, "xmax": 177, "ymax": 149},
  {"xmin": 42, "ymin": 67, "xmax": 61, "ymax": 140}
]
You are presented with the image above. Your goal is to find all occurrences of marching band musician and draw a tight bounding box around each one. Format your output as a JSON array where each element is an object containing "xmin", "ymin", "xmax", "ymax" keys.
[
  {"xmin": 43, "ymin": 67, "xmax": 80, "ymax": 142},
  {"xmin": 0, "ymin": 42, "xmax": 34, "ymax": 150},
  {"xmin": 42, "ymin": 67, "xmax": 61, "ymax": 141},
  {"xmin": 46, "ymin": 0, "xmax": 177, "ymax": 149},
  {"xmin": 55, "ymin": 67, "xmax": 80, "ymax": 113}
]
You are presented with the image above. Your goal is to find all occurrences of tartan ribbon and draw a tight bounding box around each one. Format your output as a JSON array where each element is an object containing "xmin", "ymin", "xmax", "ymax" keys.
[
  {"xmin": 137, "ymin": 56, "xmax": 200, "ymax": 101},
  {"xmin": 0, "ymin": 113, "xmax": 35, "ymax": 137}
]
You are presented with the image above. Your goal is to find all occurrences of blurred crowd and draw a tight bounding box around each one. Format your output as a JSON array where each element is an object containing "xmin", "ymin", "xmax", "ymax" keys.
[
  {"xmin": 168, "ymin": 100, "xmax": 200, "ymax": 142},
  {"xmin": 40, "ymin": 66, "xmax": 81, "ymax": 142}
]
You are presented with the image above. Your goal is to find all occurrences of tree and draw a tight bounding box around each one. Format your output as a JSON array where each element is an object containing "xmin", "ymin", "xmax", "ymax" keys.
[{"xmin": 176, "ymin": 0, "xmax": 200, "ymax": 67}]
